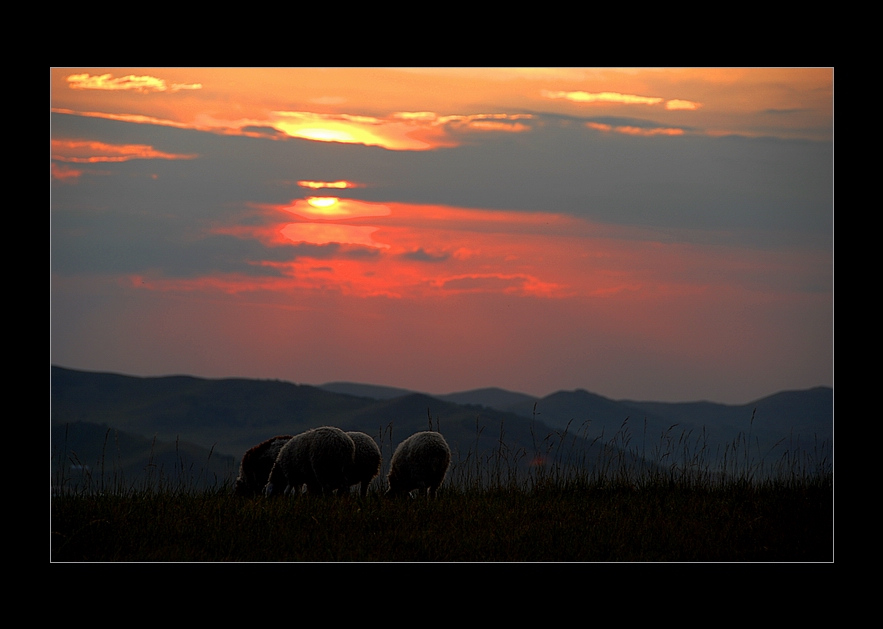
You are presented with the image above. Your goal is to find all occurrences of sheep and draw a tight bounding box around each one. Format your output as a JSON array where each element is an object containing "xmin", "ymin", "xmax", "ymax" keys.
[
  {"xmin": 232, "ymin": 435, "xmax": 293, "ymax": 497},
  {"xmin": 339, "ymin": 431, "xmax": 382, "ymax": 497},
  {"xmin": 386, "ymin": 431, "xmax": 451, "ymax": 498},
  {"xmin": 265, "ymin": 426, "xmax": 356, "ymax": 497}
]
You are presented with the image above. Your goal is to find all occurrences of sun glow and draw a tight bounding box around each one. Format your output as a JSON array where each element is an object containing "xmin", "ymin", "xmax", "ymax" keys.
[
  {"xmin": 267, "ymin": 110, "xmax": 532, "ymax": 151},
  {"xmin": 283, "ymin": 198, "xmax": 392, "ymax": 220},
  {"xmin": 174, "ymin": 195, "xmax": 816, "ymax": 308},
  {"xmin": 255, "ymin": 199, "xmax": 637, "ymax": 299},
  {"xmin": 271, "ymin": 111, "xmax": 435, "ymax": 150},
  {"xmin": 294, "ymin": 127, "xmax": 357, "ymax": 143}
]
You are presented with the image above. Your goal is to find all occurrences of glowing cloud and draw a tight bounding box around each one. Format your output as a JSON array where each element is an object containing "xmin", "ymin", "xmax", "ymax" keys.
[
  {"xmin": 393, "ymin": 112, "xmax": 439, "ymax": 121},
  {"xmin": 459, "ymin": 120, "xmax": 531, "ymax": 133},
  {"xmin": 541, "ymin": 90, "xmax": 664, "ymax": 105},
  {"xmin": 435, "ymin": 273, "xmax": 562, "ymax": 297},
  {"xmin": 51, "ymin": 163, "xmax": 83, "ymax": 182},
  {"xmin": 585, "ymin": 122, "xmax": 684, "ymax": 137},
  {"xmin": 50, "ymin": 139, "xmax": 199, "ymax": 163},
  {"xmin": 542, "ymin": 90, "xmax": 702, "ymax": 112},
  {"xmin": 225, "ymin": 199, "xmax": 588, "ymax": 299},
  {"xmin": 51, "ymin": 108, "xmax": 206, "ymax": 132},
  {"xmin": 66, "ymin": 73, "xmax": 202, "ymax": 93},
  {"xmin": 666, "ymin": 99, "xmax": 702, "ymax": 110},
  {"xmin": 405, "ymin": 112, "xmax": 534, "ymax": 135},
  {"xmin": 297, "ymin": 180, "xmax": 361, "ymax": 190},
  {"xmin": 280, "ymin": 223, "xmax": 388, "ymax": 249}
]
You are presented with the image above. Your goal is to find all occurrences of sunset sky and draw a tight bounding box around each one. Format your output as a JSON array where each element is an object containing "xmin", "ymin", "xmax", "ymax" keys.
[{"xmin": 50, "ymin": 67, "xmax": 833, "ymax": 404}]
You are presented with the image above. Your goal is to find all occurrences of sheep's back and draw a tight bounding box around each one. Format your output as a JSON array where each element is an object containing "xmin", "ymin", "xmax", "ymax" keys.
[
  {"xmin": 305, "ymin": 427, "xmax": 357, "ymax": 490},
  {"xmin": 388, "ymin": 431, "xmax": 451, "ymax": 491},
  {"xmin": 346, "ymin": 431, "xmax": 382, "ymax": 483}
]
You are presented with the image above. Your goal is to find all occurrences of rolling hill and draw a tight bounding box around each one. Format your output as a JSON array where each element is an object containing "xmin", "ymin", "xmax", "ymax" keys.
[
  {"xmin": 321, "ymin": 380, "xmax": 833, "ymax": 460},
  {"xmin": 50, "ymin": 366, "xmax": 833, "ymax": 490}
]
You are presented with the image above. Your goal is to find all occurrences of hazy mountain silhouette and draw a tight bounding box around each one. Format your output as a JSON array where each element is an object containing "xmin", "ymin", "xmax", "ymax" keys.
[
  {"xmin": 317, "ymin": 382, "xmax": 540, "ymax": 410},
  {"xmin": 319, "ymin": 381, "xmax": 832, "ymax": 454},
  {"xmin": 435, "ymin": 387, "xmax": 539, "ymax": 410},
  {"xmin": 323, "ymin": 381, "xmax": 833, "ymax": 466},
  {"xmin": 319, "ymin": 381, "xmax": 417, "ymax": 400}
]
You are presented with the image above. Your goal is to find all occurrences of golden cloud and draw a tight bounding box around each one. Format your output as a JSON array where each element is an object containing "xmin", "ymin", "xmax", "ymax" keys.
[
  {"xmin": 66, "ymin": 73, "xmax": 202, "ymax": 93},
  {"xmin": 297, "ymin": 180, "xmax": 361, "ymax": 190},
  {"xmin": 51, "ymin": 139, "xmax": 198, "ymax": 163},
  {"xmin": 585, "ymin": 122, "xmax": 684, "ymax": 137},
  {"xmin": 542, "ymin": 90, "xmax": 702, "ymax": 112},
  {"xmin": 665, "ymin": 99, "xmax": 702, "ymax": 110},
  {"xmin": 541, "ymin": 90, "xmax": 664, "ymax": 105}
]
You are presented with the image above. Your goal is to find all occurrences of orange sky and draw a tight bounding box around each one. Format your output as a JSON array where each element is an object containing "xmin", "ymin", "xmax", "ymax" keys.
[
  {"xmin": 50, "ymin": 67, "xmax": 833, "ymax": 403},
  {"xmin": 51, "ymin": 67, "xmax": 833, "ymax": 144}
]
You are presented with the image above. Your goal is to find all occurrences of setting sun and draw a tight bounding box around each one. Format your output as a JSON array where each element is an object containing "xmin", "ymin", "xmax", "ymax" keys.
[
  {"xmin": 307, "ymin": 197, "xmax": 339, "ymax": 208},
  {"xmin": 282, "ymin": 198, "xmax": 392, "ymax": 220}
]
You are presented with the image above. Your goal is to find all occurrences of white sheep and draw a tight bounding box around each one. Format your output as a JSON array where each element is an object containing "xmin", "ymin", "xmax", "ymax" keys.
[
  {"xmin": 341, "ymin": 431, "xmax": 383, "ymax": 497},
  {"xmin": 265, "ymin": 426, "xmax": 356, "ymax": 497},
  {"xmin": 233, "ymin": 435, "xmax": 293, "ymax": 497},
  {"xmin": 386, "ymin": 431, "xmax": 451, "ymax": 498}
]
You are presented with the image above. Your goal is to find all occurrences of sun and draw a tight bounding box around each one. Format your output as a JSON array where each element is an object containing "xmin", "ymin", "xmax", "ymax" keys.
[{"xmin": 307, "ymin": 197, "xmax": 339, "ymax": 208}]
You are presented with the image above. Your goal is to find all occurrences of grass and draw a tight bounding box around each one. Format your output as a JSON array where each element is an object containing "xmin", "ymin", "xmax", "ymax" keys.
[{"xmin": 51, "ymin": 417, "xmax": 833, "ymax": 562}]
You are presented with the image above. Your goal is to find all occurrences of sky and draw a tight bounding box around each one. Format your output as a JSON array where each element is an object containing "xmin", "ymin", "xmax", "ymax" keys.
[{"xmin": 50, "ymin": 67, "xmax": 834, "ymax": 404}]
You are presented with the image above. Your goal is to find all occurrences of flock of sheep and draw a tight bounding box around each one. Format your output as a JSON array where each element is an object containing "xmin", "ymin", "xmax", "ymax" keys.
[{"xmin": 233, "ymin": 427, "xmax": 451, "ymax": 499}]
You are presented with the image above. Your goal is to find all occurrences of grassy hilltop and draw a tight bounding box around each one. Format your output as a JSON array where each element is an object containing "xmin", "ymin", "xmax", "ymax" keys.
[
  {"xmin": 50, "ymin": 367, "xmax": 833, "ymax": 562},
  {"xmin": 51, "ymin": 424, "xmax": 832, "ymax": 562}
]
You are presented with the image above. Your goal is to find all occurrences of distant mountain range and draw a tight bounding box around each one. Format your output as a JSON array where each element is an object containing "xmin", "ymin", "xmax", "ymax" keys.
[
  {"xmin": 321, "ymin": 382, "xmax": 540, "ymax": 409},
  {"xmin": 320, "ymin": 380, "xmax": 832, "ymax": 454},
  {"xmin": 50, "ymin": 366, "xmax": 833, "ymax": 491}
]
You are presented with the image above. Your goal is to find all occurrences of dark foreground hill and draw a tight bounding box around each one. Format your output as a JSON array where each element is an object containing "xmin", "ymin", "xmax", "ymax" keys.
[{"xmin": 52, "ymin": 421, "xmax": 236, "ymax": 492}]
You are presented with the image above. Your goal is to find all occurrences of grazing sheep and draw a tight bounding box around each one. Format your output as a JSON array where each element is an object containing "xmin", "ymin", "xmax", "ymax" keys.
[
  {"xmin": 340, "ymin": 431, "xmax": 382, "ymax": 497},
  {"xmin": 233, "ymin": 435, "xmax": 293, "ymax": 497},
  {"xmin": 265, "ymin": 426, "xmax": 356, "ymax": 497},
  {"xmin": 386, "ymin": 431, "xmax": 451, "ymax": 498}
]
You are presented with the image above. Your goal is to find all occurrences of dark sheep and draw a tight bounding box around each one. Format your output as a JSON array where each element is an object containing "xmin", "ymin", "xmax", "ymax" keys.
[
  {"xmin": 340, "ymin": 431, "xmax": 383, "ymax": 497},
  {"xmin": 386, "ymin": 431, "xmax": 451, "ymax": 498},
  {"xmin": 233, "ymin": 435, "xmax": 293, "ymax": 497},
  {"xmin": 265, "ymin": 426, "xmax": 356, "ymax": 496}
]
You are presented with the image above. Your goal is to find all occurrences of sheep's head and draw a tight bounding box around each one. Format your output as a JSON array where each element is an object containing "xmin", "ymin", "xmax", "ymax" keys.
[
  {"xmin": 232, "ymin": 477, "xmax": 250, "ymax": 496},
  {"xmin": 385, "ymin": 487, "xmax": 412, "ymax": 499},
  {"xmin": 385, "ymin": 477, "xmax": 417, "ymax": 499}
]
